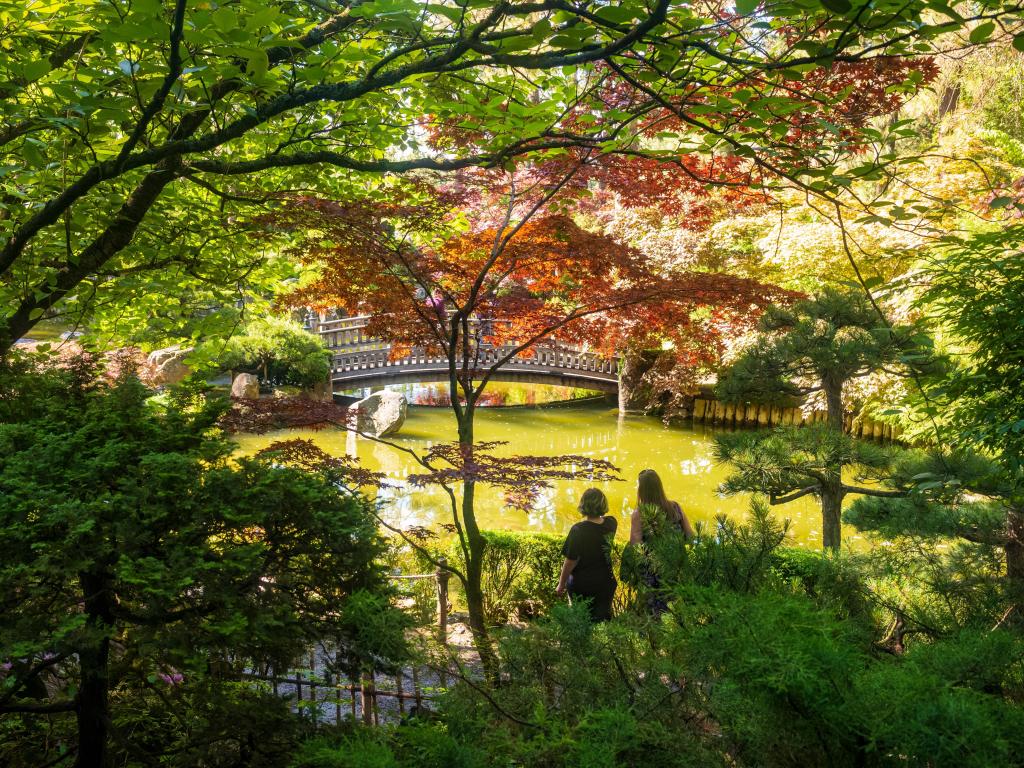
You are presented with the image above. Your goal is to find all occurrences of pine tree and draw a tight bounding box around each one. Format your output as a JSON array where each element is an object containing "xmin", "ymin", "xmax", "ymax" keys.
[{"xmin": 714, "ymin": 288, "xmax": 932, "ymax": 550}]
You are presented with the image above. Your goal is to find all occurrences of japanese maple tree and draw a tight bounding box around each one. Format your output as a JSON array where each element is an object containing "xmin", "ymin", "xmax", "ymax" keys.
[{"xmin": 256, "ymin": 168, "xmax": 791, "ymax": 666}]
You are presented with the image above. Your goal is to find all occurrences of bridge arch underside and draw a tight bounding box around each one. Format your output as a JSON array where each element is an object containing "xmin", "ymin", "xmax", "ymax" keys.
[{"xmin": 332, "ymin": 367, "xmax": 619, "ymax": 394}]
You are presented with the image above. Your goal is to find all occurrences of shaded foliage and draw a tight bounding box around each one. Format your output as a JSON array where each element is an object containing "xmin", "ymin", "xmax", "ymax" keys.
[{"xmin": 0, "ymin": 352, "xmax": 405, "ymax": 766}]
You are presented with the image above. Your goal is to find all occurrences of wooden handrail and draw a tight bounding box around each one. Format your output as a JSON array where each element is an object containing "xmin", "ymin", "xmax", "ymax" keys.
[{"xmin": 312, "ymin": 314, "xmax": 621, "ymax": 384}]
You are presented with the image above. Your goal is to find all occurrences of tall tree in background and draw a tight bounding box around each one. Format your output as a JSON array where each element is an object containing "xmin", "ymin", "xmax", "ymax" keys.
[
  {"xmin": 0, "ymin": 0, "xmax": 1011, "ymax": 350},
  {"xmin": 714, "ymin": 288, "xmax": 932, "ymax": 550}
]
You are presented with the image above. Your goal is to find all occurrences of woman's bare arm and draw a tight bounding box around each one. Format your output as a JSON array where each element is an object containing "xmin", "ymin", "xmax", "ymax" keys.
[
  {"xmin": 680, "ymin": 509, "xmax": 696, "ymax": 540},
  {"xmin": 556, "ymin": 558, "xmax": 577, "ymax": 595},
  {"xmin": 629, "ymin": 508, "xmax": 642, "ymax": 545}
]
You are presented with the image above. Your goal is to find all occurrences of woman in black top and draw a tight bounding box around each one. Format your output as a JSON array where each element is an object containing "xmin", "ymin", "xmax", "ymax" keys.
[{"xmin": 556, "ymin": 488, "xmax": 617, "ymax": 622}]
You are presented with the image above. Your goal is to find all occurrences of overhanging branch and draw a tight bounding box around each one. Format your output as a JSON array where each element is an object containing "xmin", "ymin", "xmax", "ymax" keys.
[{"xmin": 769, "ymin": 485, "xmax": 820, "ymax": 504}]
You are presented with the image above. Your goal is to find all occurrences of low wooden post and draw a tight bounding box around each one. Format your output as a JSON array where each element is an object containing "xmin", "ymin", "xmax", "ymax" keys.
[
  {"xmin": 396, "ymin": 670, "xmax": 405, "ymax": 716},
  {"xmin": 411, "ymin": 665, "xmax": 423, "ymax": 711},
  {"xmin": 436, "ymin": 557, "xmax": 450, "ymax": 645},
  {"xmin": 360, "ymin": 674, "xmax": 374, "ymax": 725}
]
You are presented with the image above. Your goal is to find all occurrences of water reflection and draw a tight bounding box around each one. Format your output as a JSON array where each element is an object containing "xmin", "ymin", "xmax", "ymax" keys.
[
  {"xmin": 341, "ymin": 381, "xmax": 604, "ymax": 407},
  {"xmin": 233, "ymin": 401, "xmax": 849, "ymax": 548}
]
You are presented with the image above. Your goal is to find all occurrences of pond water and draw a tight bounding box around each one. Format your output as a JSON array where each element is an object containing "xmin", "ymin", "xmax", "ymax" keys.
[{"xmin": 232, "ymin": 385, "xmax": 865, "ymax": 549}]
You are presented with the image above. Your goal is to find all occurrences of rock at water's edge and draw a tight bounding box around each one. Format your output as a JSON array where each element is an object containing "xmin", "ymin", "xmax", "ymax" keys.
[
  {"xmin": 231, "ymin": 372, "xmax": 260, "ymax": 400},
  {"xmin": 350, "ymin": 390, "xmax": 407, "ymax": 437}
]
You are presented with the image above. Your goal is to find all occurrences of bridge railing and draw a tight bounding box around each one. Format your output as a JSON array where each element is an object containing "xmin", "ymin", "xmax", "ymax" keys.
[{"xmin": 313, "ymin": 315, "xmax": 619, "ymax": 380}]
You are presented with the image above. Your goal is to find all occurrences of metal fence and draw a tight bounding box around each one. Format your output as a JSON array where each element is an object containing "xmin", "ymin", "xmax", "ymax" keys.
[{"xmin": 235, "ymin": 560, "xmax": 453, "ymax": 726}]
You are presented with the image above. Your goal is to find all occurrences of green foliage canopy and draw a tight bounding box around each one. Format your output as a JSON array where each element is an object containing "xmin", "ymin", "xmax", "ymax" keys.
[
  {"xmin": 716, "ymin": 288, "xmax": 930, "ymax": 422},
  {"xmin": 2, "ymin": 0, "xmax": 1023, "ymax": 349}
]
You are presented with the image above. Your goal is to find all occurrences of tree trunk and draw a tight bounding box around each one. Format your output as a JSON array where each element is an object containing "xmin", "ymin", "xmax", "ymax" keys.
[
  {"xmin": 821, "ymin": 484, "xmax": 844, "ymax": 552},
  {"xmin": 818, "ymin": 375, "xmax": 846, "ymax": 551},
  {"xmin": 617, "ymin": 348, "xmax": 659, "ymax": 415},
  {"xmin": 463, "ymin": 518, "xmax": 499, "ymax": 681},
  {"xmin": 822, "ymin": 375, "xmax": 844, "ymax": 431},
  {"xmin": 455, "ymin": 402, "xmax": 499, "ymax": 681},
  {"xmin": 1006, "ymin": 507, "xmax": 1024, "ymax": 583},
  {"xmin": 76, "ymin": 569, "xmax": 115, "ymax": 768}
]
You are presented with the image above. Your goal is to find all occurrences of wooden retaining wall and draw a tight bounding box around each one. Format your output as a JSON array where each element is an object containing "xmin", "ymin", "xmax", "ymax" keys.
[{"xmin": 691, "ymin": 398, "xmax": 900, "ymax": 441}]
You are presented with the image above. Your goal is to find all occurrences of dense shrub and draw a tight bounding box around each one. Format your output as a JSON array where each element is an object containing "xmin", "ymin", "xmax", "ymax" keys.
[
  {"xmin": 771, "ymin": 546, "xmax": 873, "ymax": 620},
  {"xmin": 292, "ymin": 723, "xmax": 486, "ymax": 768},
  {"xmin": 0, "ymin": 353, "xmax": 405, "ymax": 766},
  {"xmin": 396, "ymin": 530, "xmax": 574, "ymax": 624},
  {"xmin": 199, "ymin": 316, "xmax": 332, "ymax": 388},
  {"xmin": 367, "ymin": 504, "xmax": 1024, "ymax": 768}
]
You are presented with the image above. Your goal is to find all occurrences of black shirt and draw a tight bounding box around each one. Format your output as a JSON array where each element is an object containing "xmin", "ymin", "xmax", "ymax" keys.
[{"xmin": 562, "ymin": 516, "xmax": 618, "ymax": 593}]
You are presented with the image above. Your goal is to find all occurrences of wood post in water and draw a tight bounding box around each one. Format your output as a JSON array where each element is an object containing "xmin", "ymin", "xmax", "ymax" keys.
[{"xmin": 693, "ymin": 398, "xmax": 708, "ymax": 422}]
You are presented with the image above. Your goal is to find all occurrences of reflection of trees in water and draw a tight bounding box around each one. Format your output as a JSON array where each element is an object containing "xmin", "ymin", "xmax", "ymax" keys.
[
  {"xmin": 376, "ymin": 481, "xmax": 452, "ymax": 532},
  {"xmin": 677, "ymin": 457, "xmax": 713, "ymax": 476},
  {"xmin": 526, "ymin": 487, "xmax": 558, "ymax": 529},
  {"xmin": 351, "ymin": 382, "xmax": 599, "ymax": 407}
]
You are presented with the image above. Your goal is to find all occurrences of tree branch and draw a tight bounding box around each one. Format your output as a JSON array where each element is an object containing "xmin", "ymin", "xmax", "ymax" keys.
[
  {"xmin": 769, "ymin": 485, "xmax": 820, "ymax": 504},
  {"xmin": 841, "ymin": 484, "xmax": 905, "ymax": 498}
]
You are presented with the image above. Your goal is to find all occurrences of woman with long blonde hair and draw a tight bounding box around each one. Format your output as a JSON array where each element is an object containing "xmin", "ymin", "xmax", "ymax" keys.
[
  {"xmin": 629, "ymin": 469, "xmax": 693, "ymax": 615},
  {"xmin": 629, "ymin": 469, "xmax": 694, "ymax": 544}
]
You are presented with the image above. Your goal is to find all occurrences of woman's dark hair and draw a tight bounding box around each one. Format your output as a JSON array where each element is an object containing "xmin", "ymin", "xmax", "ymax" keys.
[
  {"xmin": 637, "ymin": 469, "xmax": 678, "ymax": 521},
  {"xmin": 578, "ymin": 487, "xmax": 609, "ymax": 518}
]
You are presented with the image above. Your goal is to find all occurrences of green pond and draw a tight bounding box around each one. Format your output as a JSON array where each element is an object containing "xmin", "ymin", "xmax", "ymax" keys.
[{"xmin": 233, "ymin": 383, "xmax": 867, "ymax": 549}]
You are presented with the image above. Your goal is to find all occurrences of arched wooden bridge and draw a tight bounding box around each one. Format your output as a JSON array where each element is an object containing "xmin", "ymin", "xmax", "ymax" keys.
[{"xmin": 314, "ymin": 316, "xmax": 621, "ymax": 393}]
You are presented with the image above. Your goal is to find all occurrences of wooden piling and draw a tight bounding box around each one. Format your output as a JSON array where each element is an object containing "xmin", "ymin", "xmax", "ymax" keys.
[
  {"xmin": 743, "ymin": 404, "xmax": 756, "ymax": 427},
  {"xmin": 694, "ymin": 399, "xmax": 708, "ymax": 423},
  {"xmin": 723, "ymin": 402, "xmax": 736, "ymax": 427}
]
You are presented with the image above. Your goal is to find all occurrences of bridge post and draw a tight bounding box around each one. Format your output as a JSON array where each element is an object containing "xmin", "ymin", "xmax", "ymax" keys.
[{"xmin": 617, "ymin": 348, "xmax": 659, "ymax": 414}]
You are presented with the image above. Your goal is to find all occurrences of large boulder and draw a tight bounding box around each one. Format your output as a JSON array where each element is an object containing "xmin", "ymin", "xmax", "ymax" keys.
[
  {"xmin": 147, "ymin": 345, "xmax": 192, "ymax": 386},
  {"xmin": 231, "ymin": 372, "xmax": 260, "ymax": 400},
  {"xmin": 350, "ymin": 390, "xmax": 407, "ymax": 437}
]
